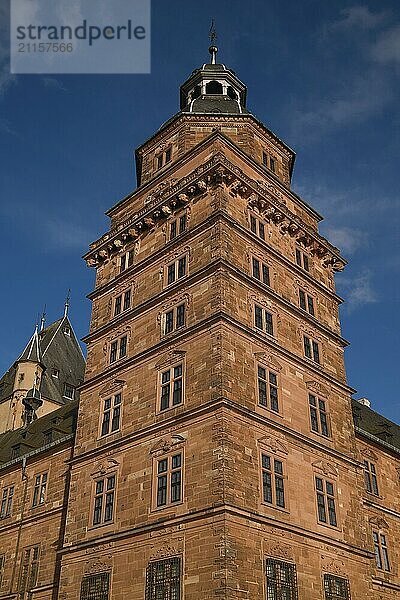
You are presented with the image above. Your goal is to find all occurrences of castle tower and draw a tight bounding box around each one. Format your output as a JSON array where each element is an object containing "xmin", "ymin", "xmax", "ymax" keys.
[{"xmin": 59, "ymin": 46, "xmax": 381, "ymax": 600}]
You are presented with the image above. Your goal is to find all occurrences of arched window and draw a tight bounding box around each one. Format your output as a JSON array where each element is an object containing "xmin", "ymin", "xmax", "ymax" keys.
[
  {"xmin": 206, "ymin": 80, "xmax": 223, "ymax": 94},
  {"xmin": 227, "ymin": 86, "xmax": 237, "ymax": 100},
  {"xmin": 191, "ymin": 85, "xmax": 201, "ymax": 100}
]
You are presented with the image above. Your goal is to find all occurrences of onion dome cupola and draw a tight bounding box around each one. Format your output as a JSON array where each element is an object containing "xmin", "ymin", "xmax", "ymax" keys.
[{"xmin": 180, "ymin": 43, "xmax": 248, "ymax": 115}]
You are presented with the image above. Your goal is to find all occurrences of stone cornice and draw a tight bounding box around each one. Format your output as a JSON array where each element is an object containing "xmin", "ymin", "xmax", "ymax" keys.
[{"xmin": 84, "ymin": 147, "xmax": 346, "ymax": 273}]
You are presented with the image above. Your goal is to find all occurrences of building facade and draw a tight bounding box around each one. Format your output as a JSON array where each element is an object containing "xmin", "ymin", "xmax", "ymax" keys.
[{"xmin": 0, "ymin": 48, "xmax": 399, "ymax": 600}]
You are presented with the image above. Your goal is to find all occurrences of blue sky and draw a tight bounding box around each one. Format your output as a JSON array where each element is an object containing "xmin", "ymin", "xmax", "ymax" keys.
[{"xmin": 0, "ymin": 1, "xmax": 399, "ymax": 422}]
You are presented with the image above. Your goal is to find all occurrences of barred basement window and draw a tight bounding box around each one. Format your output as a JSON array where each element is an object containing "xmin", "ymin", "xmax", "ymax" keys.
[
  {"xmin": 145, "ymin": 557, "xmax": 181, "ymax": 600},
  {"xmin": 309, "ymin": 394, "xmax": 329, "ymax": 437},
  {"xmin": 303, "ymin": 336, "xmax": 320, "ymax": 363},
  {"xmin": 254, "ymin": 305, "xmax": 274, "ymax": 336},
  {"xmin": 323, "ymin": 574, "xmax": 350, "ymax": 600},
  {"xmin": 101, "ymin": 393, "xmax": 122, "ymax": 436},
  {"xmin": 169, "ymin": 212, "xmax": 187, "ymax": 241},
  {"xmin": 80, "ymin": 572, "xmax": 110, "ymax": 600},
  {"xmin": 155, "ymin": 453, "xmax": 183, "ymax": 508},
  {"xmin": 364, "ymin": 460, "xmax": 379, "ymax": 495},
  {"xmin": 252, "ymin": 257, "xmax": 270, "ymax": 286},
  {"xmin": 373, "ymin": 531, "xmax": 390, "ymax": 571},
  {"xmin": 257, "ymin": 366, "xmax": 279, "ymax": 412},
  {"xmin": 265, "ymin": 558, "xmax": 298, "ymax": 600},
  {"xmin": 32, "ymin": 473, "xmax": 47, "ymax": 507},
  {"xmin": 92, "ymin": 475, "xmax": 116, "ymax": 526},
  {"xmin": 160, "ymin": 364, "xmax": 184, "ymax": 411},
  {"xmin": 299, "ymin": 289, "xmax": 315, "ymax": 316},
  {"xmin": 315, "ymin": 477, "xmax": 337, "ymax": 527},
  {"xmin": 261, "ymin": 454, "xmax": 285, "ymax": 508},
  {"xmin": 18, "ymin": 545, "xmax": 39, "ymax": 599},
  {"xmin": 0, "ymin": 485, "xmax": 14, "ymax": 518}
]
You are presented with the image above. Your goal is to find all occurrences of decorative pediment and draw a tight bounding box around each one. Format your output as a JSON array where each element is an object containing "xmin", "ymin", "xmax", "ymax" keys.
[
  {"xmin": 150, "ymin": 434, "xmax": 186, "ymax": 456},
  {"xmin": 254, "ymin": 353, "xmax": 283, "ymax": 372},
  {"xmin": 312, "ymin": 460, "xmax": 338, "ymax": 477},
  {"xmin": 258, "ymin": 435, "xmax": 288, "ymax": 455},
  {"xmin": 84, "ymin": 556, "xmax": 112, "ymax": 575},
  {"xmin": 155, "ymin": 349, "xmax": 187, "ymax": 370},
  {"xmin": 157, "ymin": 293, "xmax": 192, "ymax": 323},
  {"xmin": 91, "ymin": 458, "xmax": 120, "ymax": 478},
  {"xmin": 162, "ymin": 246, "xmax": 191, "ymax": 266},
  {"xmin": 99, "ymin": 379, "xmax": 126, "ymax": 398},
  {"xmin": 321, "ymin": 555, "xmax": 346, "ymax": 577},
  {"xmin": 149, "ymin": 545, "xmax": 182, "ymax": 561},
  {"xmin": 360, "ymin": 447, "xmax": 378, "ymax": 462},
  {"xmin": 249, "ymin": 294, "xmax": 273, "ymax": 311},
  {"xmin": 266, "ymin": 544, "xmax": 292, "ymax": 561},
  {"xmin": 369, "ymin": 516, "xmax": 389, "ymax": 530},
  {"xmin": 306, "ymin": 380, "xmax": 330, "ymax": 398}
]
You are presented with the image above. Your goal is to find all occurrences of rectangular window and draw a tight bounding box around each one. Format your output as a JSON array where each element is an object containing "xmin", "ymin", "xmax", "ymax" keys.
[
  {"xmin": 166, "ymin": 256, "xmax": 187, "ymax": 285},
  {"xmin": 155, "ymin": 454, "xmax": 183, "ymax": 508},
  {"xmin": 0, "ymin": 485, "xmax": 14, "ymax": 518},
  {"xmin": 120, "ymin": 251, "xmax": 133, "ymax": 273},
  {"xmin": 0, "ymin": 554, "xmax": 4, "ymax": 588},
  {"xmin": 109, "ymin": 336, "xmax": 128, "ymax": 364},
  {"xmin": 249, "ymin": 214, "xmax": 266, "ymax": 240},
  {"xmin": 80, "ymin": 572, "xmax": 110, "ymax": 600},
  {"xmin": 169, "ymin": 212, "xmax": 187, "ymax": 241},
  {"xmin": 373, "ymin": 532, "xmax": 390, "ymax": 571},
  {"xmin": 160, "ymin": 364, "xmax": 183, "ymax": 411},
  {"xmin": 163, "ymin": 304, "xmax": 186, "ymax": 335},
  {"xmin": 157, "ymin": 154, "xmax": 164, "ymax": 170},
  {"xmin": 63, "ymin": 383, "xmax": 75, "ymax": 399},
  {"xmin": 303, "ymin": 336, "xmax": 320, "ymax": 363},
  {"xmin": 119, "ymin": 335, "xmax": 127, "ymax": 358},
  {"xmin": 32, "ymin": 473, "xmax": 47, "ymax": 507},
  {"xmin": 364, "ymin": 461, "xmax": 379, "ymax": 495},
  {"xmin": 252, "ymin": 258, "xmax": 270, "ymax": 286},
  {"xmin": 315, "ymin": 477, "xmax": 337, "ymax": 527},
  {"xmin": 114, "ymin": 295, "xmax": 122, "ymax": 316},
  {"xmin": 262, "ymin": 454, "xmax": 285, "ymax": 508},
  {"xmin": 323, "ymin": 574, "xmax": 350, "ymax": 600},
  {"xmin": 262, "ymin": 151, "xmax": 268, "ymax": 166},
  {"xmin": 18, "ymin": 546, "xmax": 39, "ymax": 599},
  {"xmin": 295, "ymin": 248, "xmax": 310, "ymax": 271},
  {"xmin": 257, "ymin": 366, "xmax": 279, "ymax": 412},
  {"xmin": 101, "ymin": 393, "xmax": 122, "ymax": 436},
  {"xmin": 269, "ymin": 157, "xmax": 276, "ymax": 173},
  {"xmin": 145, "ymin": 557, "xmax": 181, "ymax": 600},
  {"xmin": 254, "ymin": 305, "xmax": 274, "ymax": 336},
  {"xmin": 92, "ymin": 475, "xmax": 115, "ymax": 526},
  {"xmin": 165, "ymin": 148, "xmax": 172, "ymax": 163},
  {"xmin": 309, "ymin": 394, "xmax": 329, "ymax": 437},
  {"xmin": 266, "ymin": 559, "xmax": 298, "ymax": 600}
]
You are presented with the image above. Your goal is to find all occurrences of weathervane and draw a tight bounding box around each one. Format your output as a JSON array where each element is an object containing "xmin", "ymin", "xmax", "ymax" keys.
[{"xmin": 208, "ymin": 20, "xmax": 218, "ymax": 64}]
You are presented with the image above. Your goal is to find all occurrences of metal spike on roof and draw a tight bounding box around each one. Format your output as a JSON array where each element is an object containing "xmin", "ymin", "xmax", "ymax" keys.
[{"xmin": 18, "ymin": 324, "xmax": 43, "ymax": 364}]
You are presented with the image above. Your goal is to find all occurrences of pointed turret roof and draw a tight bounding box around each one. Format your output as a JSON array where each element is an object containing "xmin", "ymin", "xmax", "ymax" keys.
[{"xmin": 18, "ymin": 325, "xmax": 44, "ymax": 365}]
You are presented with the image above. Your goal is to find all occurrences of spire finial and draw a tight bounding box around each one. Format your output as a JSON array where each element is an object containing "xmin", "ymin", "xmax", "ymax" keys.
[
  {"xmin": 64, "ymin": 289, "xmax": 71, "ymax": 318},
  {"xmin": 208, "ymin": 20, "xmax": 218, "ymax": 65},
  {"xmin": 40, "ymin": 304, "xmax": 46, "ymax": 332}
]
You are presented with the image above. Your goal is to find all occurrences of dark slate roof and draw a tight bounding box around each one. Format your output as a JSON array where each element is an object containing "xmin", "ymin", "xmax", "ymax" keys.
[
  {"xmin": 18, "ymin": 327, "xmax": 43, "ymax": 364},
  {"xmin": 352, "ymin": 399, "xmax": 400, "ymax": 452},
  {"xmin": 0, "ymin": 398, "xmax": 77, "ymax": 467},
  {"xmin": 0, "ymin": 316, "xmax": 85, "ymax": 406},
  {"xmin": 181, "ymin": 95, "xmax": 249, "ymax": 115}
]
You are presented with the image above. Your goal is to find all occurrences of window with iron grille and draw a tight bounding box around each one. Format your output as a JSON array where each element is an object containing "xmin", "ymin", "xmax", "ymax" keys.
[
  {"xmin": 155, "ymin": 454, "xmax": 183, "ymax": 508},
  {"xmin": 114, "ymin": 289, "xmax": 131, "ymax": 316},
  {"xmin": 101, "ymin": 393, "xmax": 122, "ymax": 436},
  {"xmin": 364, "ymin": 461, "xmax": 379, "ymax": 495},
  {"xmin": 309, "ymin": 394, "xmax": 329, "ymax": 437},
  {"xmin": 295, "ymin": 248, "xmax": 310, "ymax": 271},
  {"xmin": 303, "ymin": 336, "xmax": 320, "ymax": 363},
  {"xmin": 160, "ymin": 364, "xmax": 184, "ymax": 411},
  {"xmin": 32, "ymin": 473, "xmax": 47, "ymax": 507},
  {"xmin": 299, "ymin": 289, "xmax": 315, "ymax": 316},
  {"xmin": 252, "ymin": 257, "xmax": 270, "ymax": 286},
  {"xmin": 261, "ymin": 454, "xmax": 285, "ymax": 508},
  {"xmin": 169, "ymin": 212, "xmax": 187, "ymax": 241},
  {"xmin": 265, "ymin": 558, "xmax": 298, "ymax": 599},
  {"xmin": 80, "ymin": 572, "xmax": 110, "ymax": 600},
  {"xmin": 0, "ymin": 485, "xmax": 14, "ymax": 518},
  {"xmin": 249, "ymin": 213, "xmax": 266, "ymax": 240},
  {"xmin": 373, "ymin": 531, "xmax": 390, "ymax": 571},
  {"xmin": 315, "ymin": 477, "xmax": 337, "ymax": 527},
  {"xmin": 18, "ymin": 545, "xmax": 39, "ymax": 599},
  {"xmin": 146, "ymin": 557, "xmax": 181, "ymax": 600},
  {"xmin": 323, "ymin": 574, "xmax": 350, "ymax": 600},
  {"xmin": 163, "ymin": 304, "xmax": 186, "ymax": 335},
  {"xmin": 254, "ymin": 305, "xmax": 274, "ymax": 336},
  {"xmin": 166, "ymin": 256, "xmax": 188, "ymax": 285},
  {"xmin": 109, "ymin": 335, "xmax": 128, "ymax": 364},
  {"xmin": 257, "ymin": 366, "xmax": 279, "ymax": 412},
  {"xmin": 92, "ymin": 475, "xmax": 116, "ymax": 526}
]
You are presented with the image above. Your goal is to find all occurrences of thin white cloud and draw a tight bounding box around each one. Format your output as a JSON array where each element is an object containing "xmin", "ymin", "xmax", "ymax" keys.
[
  {"xmin": 324, "ymin": 227, "xmax": 367, "ymax": 255},
  {"xmin": 371, "ymin": 25, "xmax": 400, "ymax": 64},
  {"xmin": 332, "ymin": 6, "xmax": 388, "ymax": 31},
  {"xmin": 339, "ymin": 269, "xmax": 378, "ymax": 311},
  {"xmin": 42, "ymin": 77, "xmax": 68, "ymax": 92}
]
